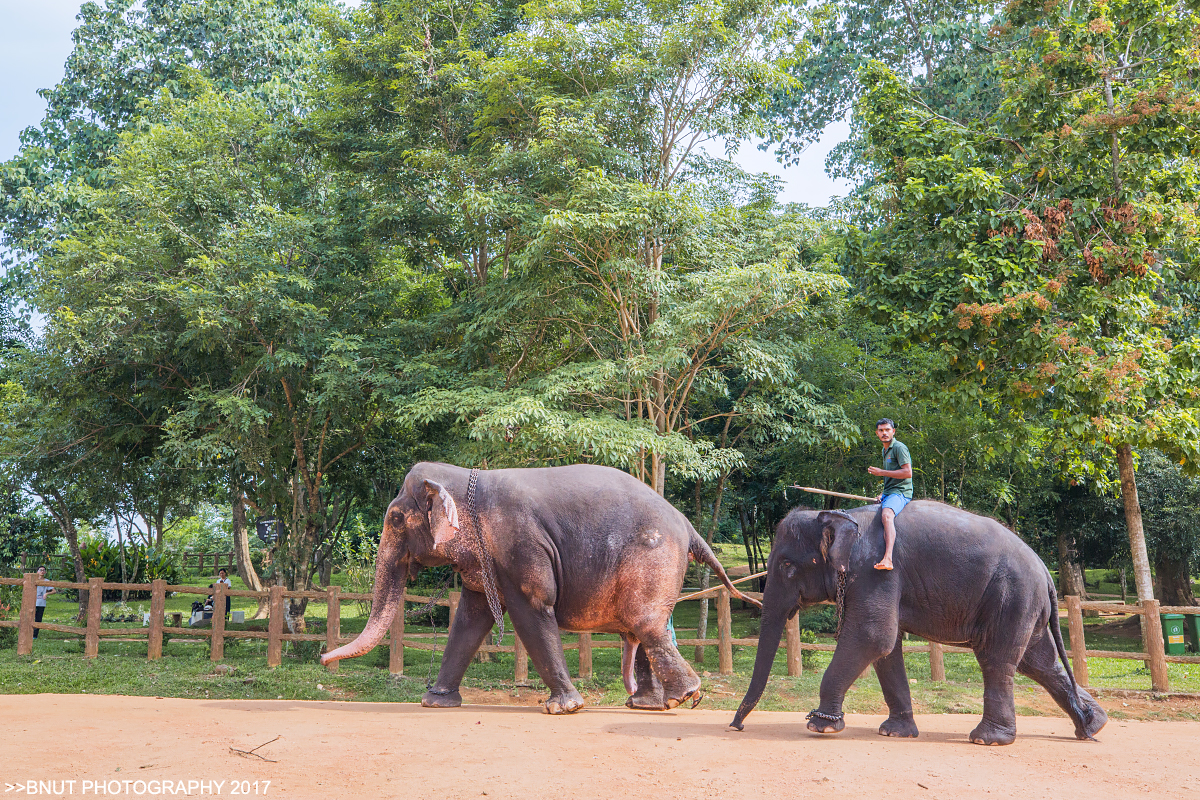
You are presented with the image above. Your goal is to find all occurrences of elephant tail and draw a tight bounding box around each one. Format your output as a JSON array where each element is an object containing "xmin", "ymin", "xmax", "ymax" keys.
[
  {"xmin": 689, "ymin": 529, "xmax": 762, "ymax": 609},
  {"xmin": 1046, "ymin": 572, "xmax": 1078, "ymax": 693}
]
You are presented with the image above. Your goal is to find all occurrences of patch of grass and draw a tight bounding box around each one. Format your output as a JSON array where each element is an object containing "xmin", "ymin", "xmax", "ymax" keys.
[{"xmin": 8, "ymin": 591, "xmax": 1200, "ymax": 721}]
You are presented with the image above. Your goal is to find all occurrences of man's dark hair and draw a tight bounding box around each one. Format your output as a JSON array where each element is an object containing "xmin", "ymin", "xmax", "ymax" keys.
[{"xmin": 876, "ymin": 418, "xmax": 896, "ymax": 429}]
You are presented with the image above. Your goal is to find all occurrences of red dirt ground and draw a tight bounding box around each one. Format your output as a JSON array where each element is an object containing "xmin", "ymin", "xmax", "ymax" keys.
[{"xmin": 3, "ymin": 694, "xmax": 1198, "ymax": 799}]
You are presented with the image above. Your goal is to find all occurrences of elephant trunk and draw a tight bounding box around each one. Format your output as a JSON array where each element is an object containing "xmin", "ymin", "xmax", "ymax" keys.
[
  {"xmin": 729, "ymin": 580, "xmax": 795, "ymax": 731},
  {"xmin": 321, "ymin": 536, "xmax": 406, "ymax": 666}
]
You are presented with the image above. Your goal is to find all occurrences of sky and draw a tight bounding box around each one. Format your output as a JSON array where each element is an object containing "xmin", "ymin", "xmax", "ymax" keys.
[{"xmin": 0, "ymin": 0, "xmax": 851, "ymax": 206}]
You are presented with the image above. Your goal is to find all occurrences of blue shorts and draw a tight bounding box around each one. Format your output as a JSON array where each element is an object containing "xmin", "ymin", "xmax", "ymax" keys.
[{"xmin": 881, "ymin": 493, "xmax": 910, "ymax": 516}]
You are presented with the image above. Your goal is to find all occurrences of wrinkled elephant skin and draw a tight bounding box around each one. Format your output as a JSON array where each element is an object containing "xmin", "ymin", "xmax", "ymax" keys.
[
  {"xmin": 322, "ymin": 462, "xmax": 753, "ymax": 715},
  {"xmin": 730, "ymin": 502, "xmax": 1107, "ymax": 745}
]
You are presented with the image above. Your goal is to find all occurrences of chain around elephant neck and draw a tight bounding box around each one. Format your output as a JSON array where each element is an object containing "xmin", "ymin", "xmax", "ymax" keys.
[
  {"xmin": 467, "ymin": 468, "xmax": 505, "ymax": 644},
  {"xmin": 833, "ymin": 568, "xmax": 847, "ymax": 640}
]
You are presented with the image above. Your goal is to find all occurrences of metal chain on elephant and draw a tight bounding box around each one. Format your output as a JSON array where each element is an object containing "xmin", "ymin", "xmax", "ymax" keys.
[
  {"xmin": 833, "ymin": 568, "xmax": 847, "ymax": 640},
  {"xmin": 466, "ymin": 468, "xmax": 506, "ymax": 644}
]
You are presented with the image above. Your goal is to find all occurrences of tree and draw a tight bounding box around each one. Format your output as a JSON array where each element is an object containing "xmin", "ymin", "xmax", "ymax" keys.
[
  {"xmin": 1, "ymin": 0, "xmax": 330, "ymax": 270},
  {"xmin": 36, "ymin": 84, "xmax": 433, "ymax": 626},
  {"xmin": 322, "ymin": 0, "xmax": 853, "ymax": 495},
  {"xmin": 848, "ymin": 0, "xmax": 1200, "ymax": 608}
]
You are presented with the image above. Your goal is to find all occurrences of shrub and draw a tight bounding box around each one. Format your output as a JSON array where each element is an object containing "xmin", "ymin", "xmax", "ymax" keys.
[
  {"xmin": 79, "ymin": 540, "xmax": 182, "ymax": 598},
  {"xmin": 0, "ymin": 584, "xmax": 19, "ymax": 649},
  {"xmin": 795, "ymin": 605, "xmax": 838, "ymax": 634}
]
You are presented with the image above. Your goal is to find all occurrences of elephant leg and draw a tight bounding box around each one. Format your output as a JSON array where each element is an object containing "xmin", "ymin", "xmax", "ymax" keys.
[
  {"xmin": 1017, "ymin": 627, "xmax": 1107, "ymax": 740},
  {"xmin": 626, "ymin": 642, "xmax": 667, "ymax": 710},
  {"xmin": 873, "ymin": 634, "xmax": 919, "ymax": 738},
  {"xmin": 422, "ymin": 588, "xmax": 496, "ymax": 708},
  {"xmin": 506, "ymin": 595, "xmax": 585, "ymax": 715},
  {"xmin": 631, "ymin": 619, "xmax": 701, "ymax": 710},
  {"xmin": 810, "ymin": 624, "xmax": 896, "ymax": 734},
  {"xmin": 969, "ymin": 653, "xmax": 1019, "ymax": 745}
]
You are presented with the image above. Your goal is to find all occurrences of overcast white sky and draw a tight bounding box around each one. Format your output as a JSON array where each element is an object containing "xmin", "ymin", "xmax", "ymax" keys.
[{"xmin": 0, "ymin": 0, "xmax": 850, "ymax": 206}]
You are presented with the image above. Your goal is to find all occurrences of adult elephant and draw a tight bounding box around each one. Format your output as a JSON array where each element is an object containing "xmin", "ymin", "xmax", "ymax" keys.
[
  {"xmin": 322, "ymin": 462, "xmax": 754, "ymax": 714},
  {"xmin": 729, "ymin": 501, "xmax": 1107, "ymax": 745}
]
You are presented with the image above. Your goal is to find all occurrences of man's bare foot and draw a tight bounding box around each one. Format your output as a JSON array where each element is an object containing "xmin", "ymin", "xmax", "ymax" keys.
[{"xmin": 874, "ymin": 559, "xmax": 893, "ymax": 570}]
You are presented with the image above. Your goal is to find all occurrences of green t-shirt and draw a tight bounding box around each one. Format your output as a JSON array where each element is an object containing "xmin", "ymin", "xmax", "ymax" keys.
[{"xmin": 881, "ymin": 440, "xmax": 913, "ymax": 499}]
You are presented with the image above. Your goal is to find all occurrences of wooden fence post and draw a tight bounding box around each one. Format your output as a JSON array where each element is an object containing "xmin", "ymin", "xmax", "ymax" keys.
[
  {"xmin": 448, "ymin": 591, "xmax": 460, "ymax": 636},
  {"xmin": 267, "ymin": 585, "xmax": 284, "ymax": 668},
  {"xmin": 717, "ymin": 588, "xmax": 733, "ymax": 676},
  {"xmin": 578, "ymin": 633, "xmax": 593, "ymax": 680},
  {"xmin": 16, "ymin": 573, "xmax": 36, "ymax": 655},
  {"xmin": 785, "ymin": 613, "xmax": 802, "ymax": 676},
  {"xmin": 1142, "ymin": 598, "xmax": 1170, "ymax": 692},
  {"xmin": 1064, "ymin": 595, "xmax": 1088, "ymax": 686},
  {"xmin": 210, "ymin": 584, "xmax": 226, "ymax": 661},
  {"xmin": 928, "ymin": 641, "xmax": 945, "ymax": 682},
  {"xmin": 389, "ymin": 586, "xmax": 405, "ymax": 675},
  {"xmin": 84, "ymin": 578, "xmax": 103, "ymax": 658},
  {"xmin": 148, "ymin": 579, "xmax": 166, "ymax": 660},
  {"xmin": 325, "ymin": 586, "xmax": 340, "ymax": 672},
  {"xmin": 514, "ymin": 634, "xmax": 529, "ymax": 684}
]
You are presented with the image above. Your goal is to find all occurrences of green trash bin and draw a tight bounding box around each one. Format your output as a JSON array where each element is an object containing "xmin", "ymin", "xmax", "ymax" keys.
[
  {"xmin": 1184, "ymin": 614, "xmax": 1200, "ymax": 653},
  {"xmin": 1162, "ymin": 614, "xmax": 1187, "ymax": 655}
]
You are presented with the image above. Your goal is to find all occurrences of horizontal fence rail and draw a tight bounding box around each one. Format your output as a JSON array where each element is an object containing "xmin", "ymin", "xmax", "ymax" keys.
[
  {"xmin": 18, "ymin": 552, "xmax": 236, "ymax": 574},
  {"xmin": 4, "ymin": 574, "xmax": 1191, "ymax": 692}
]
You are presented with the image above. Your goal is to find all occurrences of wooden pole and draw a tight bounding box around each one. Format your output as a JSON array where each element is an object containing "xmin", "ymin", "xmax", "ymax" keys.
[
  {"xmin": 514, "ymin": 634, "xmax": 529, "ymax": 684},
  {"xmin": 793, "ymin": 486, "xmax": 877, "ymax": 503},
  {"xmin": 578, "ymin": 633, "xmax": 593, "ymax": 679},
  {"xmin": 389, "ymin": 586, "xmax": 405, "ymax": 675},
  {"xmin": 928, "ymin": 641, "xmax": 945, "ymax": 682},
  {"xmin": 1065, "ymin": 595, "xmax": 1088, "ymax": 687},
  {"xmin": 267, "ymin": 585, "xmax": 284, "ymax": 667},
  {"xmin": 148, "ymin": 579, "xmax": 166, "ymax": 660},
  {"xmin": 84, "ymin": 578, "xmax": 103, "ymax": 658},
  {"xmin": 785, "ymin": 613, "xmax": 802, "ymax": 676},
  {"xmin": 717, "ymin": 588, "xmax": 733, "ymax": 675},
  {"xmin": 16, "ymin": 573, "xmax": 36, "ymax": 655},
  {"xmin": 325, "ymin": 586, "xmax": 340, "ymax": 672},
  {"xmin": 210, "ymin": 583, "xmax": 226, "ymax": 662},
  {"xmin": 1142, "ymin": 598, "xmax": 1170, "ymax": 692}
]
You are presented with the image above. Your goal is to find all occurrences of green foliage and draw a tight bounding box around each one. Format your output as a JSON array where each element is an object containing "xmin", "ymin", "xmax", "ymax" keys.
[
  {"xmin": 77, "ymin": 539, "xmax": 181, "ymax": 596},
  {"xmin": 336, "ymin": 517, "xmax": 378, "ymax": 617}
]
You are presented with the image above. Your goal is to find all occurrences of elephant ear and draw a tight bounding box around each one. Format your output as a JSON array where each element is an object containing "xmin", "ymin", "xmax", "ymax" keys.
[
  {"xmin": 422, "ymin": 480, "xmax": 461, "ymax": 547},
  {"xmin": 817, "ymin": 510, "xmax": 860, "ymax": 572}
]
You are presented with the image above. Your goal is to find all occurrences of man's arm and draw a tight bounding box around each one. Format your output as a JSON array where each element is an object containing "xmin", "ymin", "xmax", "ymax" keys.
[{"xmin": 867, "ymin": 463, "xmax": 912, "ymax": 479}]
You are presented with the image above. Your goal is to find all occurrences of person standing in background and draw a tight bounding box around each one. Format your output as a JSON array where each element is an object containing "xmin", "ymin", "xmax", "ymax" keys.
[{"xmin": 34, "ymin": 565, "xmax": 56, "ymax": 639}]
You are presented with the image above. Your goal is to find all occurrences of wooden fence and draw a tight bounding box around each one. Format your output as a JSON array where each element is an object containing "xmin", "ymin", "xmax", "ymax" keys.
[
  {"xmin": 4, "ymin": 574, "xmax": 1192, "ymax": 691},
  {"xmin": 1062, "ymin": 595, "xmax": 1200, "ymax": 693},
  {"xmin": 18, "ymin": 552, "xmax": 236, "ymax": 574}
]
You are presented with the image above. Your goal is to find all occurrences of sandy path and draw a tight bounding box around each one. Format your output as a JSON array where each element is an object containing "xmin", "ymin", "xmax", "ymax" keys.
[{"xmin": 3, "ymin": 694, "xmax": 1198, "ymax": 799}]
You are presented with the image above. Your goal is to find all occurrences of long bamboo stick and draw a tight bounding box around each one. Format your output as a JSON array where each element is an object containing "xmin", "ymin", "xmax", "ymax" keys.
[{"xmin": 792, "ymin": 486, "xmax": 877, "ymax": 503}]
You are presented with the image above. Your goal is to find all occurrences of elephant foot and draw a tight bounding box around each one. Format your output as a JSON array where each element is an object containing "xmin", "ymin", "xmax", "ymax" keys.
[
  {"xmin": 969, "ymin": 721, "xmax": 1016, "ymax": 746},
  {"xmin": 1073, "ymin": 699, "xmax": 1108, "ymax": 740},
  {"xmin": 878, "ymin": 714, "xmax": 919, "ymax": 738},
  {"xmin": 663, "ymin": 678, "xmax": 703, "ymax": 710},
  {"xmin": 806, "ymin": 710, "xmax": 845, "ymax": 734},
  {"xmin": 421, "ymin": 689, "xmax": 462, "ymax": 708},
  {"xmin": 544, "ymin": 689, "xmax": 586, "ymax": 715},
  {"xmin": 626, "ymin": 691, "xmax": 667, "ymax": 711}
]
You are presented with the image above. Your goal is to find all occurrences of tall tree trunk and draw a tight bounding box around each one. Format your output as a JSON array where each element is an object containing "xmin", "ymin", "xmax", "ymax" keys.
[
  {"xmin": 1154, "ymin": 553, "xmax": 1196, "ymax": 607},
  {"xmin": 115, "ymin": 506, "xmax": 128, "ymax": 603},
  {"xmin": 1116, "ymin": 444, "xmax": 1153, "ymax": 602},
  {"xmin": 1054, "ymin": 501, "xmax": 1089, "ymax": 601},
  {"xmin": 39, "ymin": 487, "xmax": 87, "ymax": 621},
  {"xmin": 1115, "ymin": 444, "xmax": 1155, "ymax": 652},
  {"xmin": 231, "ymin": 487, "xmax": 268, "ymax": 620},
  {"xmin": 694, "ymin": 474, "xmax": 728, "ymax": 663}
]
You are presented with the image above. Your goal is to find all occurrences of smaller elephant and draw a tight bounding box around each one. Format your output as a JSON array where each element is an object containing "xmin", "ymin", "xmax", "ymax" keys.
[
  {"xmin": 322, "ymin": 462, "xmax": 756, "ymax": 713},
  {"xmin": 730, "ymin": 501, "xmax": 1107, "ymax": 745}
]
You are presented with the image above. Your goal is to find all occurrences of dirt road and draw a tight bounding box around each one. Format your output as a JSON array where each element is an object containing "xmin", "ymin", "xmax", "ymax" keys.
[{"xmin": 3, "ymin": 694, "xmax": 1197, "ymax": 799}]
